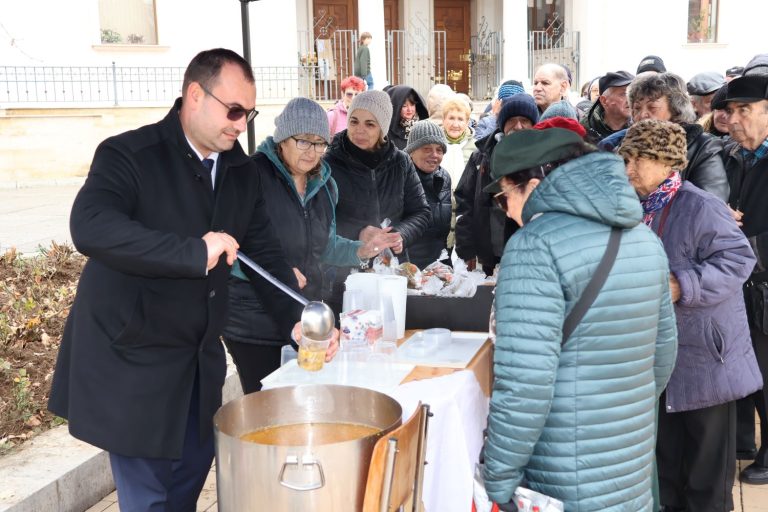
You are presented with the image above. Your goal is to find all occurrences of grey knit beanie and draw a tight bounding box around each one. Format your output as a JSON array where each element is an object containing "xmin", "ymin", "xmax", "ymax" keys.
[
  {"xmin": 539, "ymin": 100, "xmax": 578, "ymax": 122},
  {"xmin": 405, "ymin": 120, "xmax": 448, "ymax": 154},
  {"xmin": 349, "ymin": 90, "xmax": 393, "ymax": 133},
  {"xmin": 274, "ymin": 97, "xmax": 330, "ymax": 144}
]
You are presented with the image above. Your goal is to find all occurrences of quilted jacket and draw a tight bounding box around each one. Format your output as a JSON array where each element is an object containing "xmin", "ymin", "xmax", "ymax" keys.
[{"xmin": 484, "ymin": 151, "xmax": 678, "ymax": 511}]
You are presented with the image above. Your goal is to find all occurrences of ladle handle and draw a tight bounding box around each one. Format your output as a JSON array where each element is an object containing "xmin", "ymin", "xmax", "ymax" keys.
[{"xmin": 236, "ymin": 251, "xmax": 309, "ymax": 306}]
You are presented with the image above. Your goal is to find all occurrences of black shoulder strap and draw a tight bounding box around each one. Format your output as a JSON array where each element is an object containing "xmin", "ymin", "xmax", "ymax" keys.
[{"xmin": 561, "ymin": 227, "xmax": 622, "ymax": 346}]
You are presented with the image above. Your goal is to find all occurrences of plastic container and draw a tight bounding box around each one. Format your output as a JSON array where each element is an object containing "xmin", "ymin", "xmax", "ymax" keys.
[{"xmin": 423, "ymin": 328, "xmax": 452, "ymax": 348}]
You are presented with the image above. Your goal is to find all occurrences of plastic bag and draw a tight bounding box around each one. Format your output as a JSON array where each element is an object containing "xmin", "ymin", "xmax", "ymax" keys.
[{"xmin": 472, "ymin": 463, "xmax": 564, "ymax": 512}]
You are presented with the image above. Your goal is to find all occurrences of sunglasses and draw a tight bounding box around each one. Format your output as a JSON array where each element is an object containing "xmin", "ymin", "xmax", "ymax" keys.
[
  {"xmin": 202, "ymin": 86, "xmax": 259, "ymax": 122},
  {"xmin": 493, "ymin": 183, "xmax": 525, "ymax": 211}
]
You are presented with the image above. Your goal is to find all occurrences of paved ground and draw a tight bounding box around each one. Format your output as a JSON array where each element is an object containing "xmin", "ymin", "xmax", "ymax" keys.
[
  {"xmin": 3, "ymin": 183, "xmax": 768, "ymax": 511},
  {"xmin": 0, "ymin": 183, "xmax": 81, "ymax": 255}
]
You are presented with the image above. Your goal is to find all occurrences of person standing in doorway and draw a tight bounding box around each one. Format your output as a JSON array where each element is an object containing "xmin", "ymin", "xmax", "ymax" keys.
[{"xmin": 354, "ymin": 32, "xmax": 373, "ymax": 90}]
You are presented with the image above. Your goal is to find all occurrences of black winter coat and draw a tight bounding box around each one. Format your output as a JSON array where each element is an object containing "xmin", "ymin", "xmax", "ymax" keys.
[
  {"xmin": 725, "ymin": 141, "xmax": 768, "ymax": 278},
  {"xmin": 682, "ymin": 123, "xmax": 729, "ymax": 202},
  {"xmin": 454, "ymin": 131, "xmax": 517, "ymax": 273},
  {"xmin": 323, "ymin": 132, "xmax": 431, "ymax": 304},
  {"xmin": 222, "ymin": 138, "xmax": 358, "ymax": 345},
  {"xmin": 409, "ymin": 166, "xmax": 452, "ymax": 269},
  {"xmin": 386, "ymin": 85, "xmax": 429, "ymax": 150},
  {"xmin": 48, "ymin": 100, "xmax": 302, "ymax": 459}
]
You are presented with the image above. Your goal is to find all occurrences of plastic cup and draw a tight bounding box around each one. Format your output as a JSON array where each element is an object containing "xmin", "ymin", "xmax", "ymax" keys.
[
  {"xmin": 342, "ymin": 288, "xmax": 365, "ymax": 312},
  {"xmin": 297, "ymin": 331, "xmax": 332, "ymax": 372},
  {"xmin": 280, "ymin": 344, "xmax": 298, "ymax": 366}
]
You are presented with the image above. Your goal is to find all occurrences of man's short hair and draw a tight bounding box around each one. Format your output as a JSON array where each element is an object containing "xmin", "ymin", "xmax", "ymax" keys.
[
  {"xmin": 182, "ymin": 48, "xmax": 254, "ymax": 98},
  {"xmin": 538, "ymin": 63, "xmax": 569, "ymax": 84}
]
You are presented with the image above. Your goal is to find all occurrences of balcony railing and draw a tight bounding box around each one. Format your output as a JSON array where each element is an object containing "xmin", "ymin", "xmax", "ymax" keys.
[{"xmin": 0, "ymin": 63, "xmax": 342, "ymax": 106}]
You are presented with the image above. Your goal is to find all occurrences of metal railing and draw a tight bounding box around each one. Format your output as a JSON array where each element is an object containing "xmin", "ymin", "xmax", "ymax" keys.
[{"xmin": 0, "ymin": 63, "xmax": 344, "ymax": 106}]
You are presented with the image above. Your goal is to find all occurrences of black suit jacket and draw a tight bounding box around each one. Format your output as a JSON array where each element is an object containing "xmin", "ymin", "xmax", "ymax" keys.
[{"xmin": 48, "ymin": 99, "xmax": 302, "ymax": 458}]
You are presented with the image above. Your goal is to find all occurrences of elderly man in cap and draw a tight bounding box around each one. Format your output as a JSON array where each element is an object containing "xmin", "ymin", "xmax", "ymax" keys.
[
  {"xmin": 581, "ymin": 70, "xmax": 634, "ymax": 143},
  {"xmin": 688, "ymin": 71, "xmax": 726, "ymax": 118},
  {"xmin": 455, "ymin": 93, "xmax": 539, "ymax": 275},
  {"xmin": 718, "ymin": 73, "xmax": 768, "ymax": 485}
]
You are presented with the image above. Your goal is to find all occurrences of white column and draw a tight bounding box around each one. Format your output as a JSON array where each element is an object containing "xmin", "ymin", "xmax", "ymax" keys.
[
  {"xmin": 502, "ymin": 0, "xmax": 530, "ymax": 87},
  {"xmin": 358, "ymin": 1, "xmax": 387, "ymax": 89}
]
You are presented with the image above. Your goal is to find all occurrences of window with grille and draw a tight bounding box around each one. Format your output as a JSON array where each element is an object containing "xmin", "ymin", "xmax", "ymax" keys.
[
  {"xmin": 99, "ymin": 0, "xmax": 158, "ymax": 45},
  {"xmin": 687, "ymin": 0, "xmax": 718, "ymax": 43}
]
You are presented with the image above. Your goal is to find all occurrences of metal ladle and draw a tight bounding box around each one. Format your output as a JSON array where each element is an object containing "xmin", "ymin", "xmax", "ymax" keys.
[{"xmin": 236, "ymin": 251, "xmax": 335, "ymax": 339}]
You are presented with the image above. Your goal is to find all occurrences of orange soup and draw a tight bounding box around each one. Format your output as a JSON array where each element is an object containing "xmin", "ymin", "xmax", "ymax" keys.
[{"xmin": 240, "ymin": 422, "xmax": 381, "ymax": 446}]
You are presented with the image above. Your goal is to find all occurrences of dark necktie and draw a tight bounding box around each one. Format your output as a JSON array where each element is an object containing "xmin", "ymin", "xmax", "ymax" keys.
[{"xmin": 201, "ymin": 158, "xmax": 214, "ymax": 192}]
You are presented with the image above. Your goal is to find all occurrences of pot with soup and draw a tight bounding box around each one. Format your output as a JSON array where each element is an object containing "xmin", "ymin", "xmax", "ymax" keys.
[{"xmin": 214, "ymin": 384, "xmax": 402, "ymax": 511}]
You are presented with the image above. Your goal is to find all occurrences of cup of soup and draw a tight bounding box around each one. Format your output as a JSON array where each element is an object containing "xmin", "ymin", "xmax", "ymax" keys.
[{"xmin": 297, "ymin": 330, "xmax": 333, "ymax": 371}]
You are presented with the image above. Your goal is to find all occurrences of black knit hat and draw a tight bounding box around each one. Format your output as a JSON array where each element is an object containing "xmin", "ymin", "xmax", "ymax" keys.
[{"xmin": 497, "ymin": 94, "xmax": 540, "ymax": 131}]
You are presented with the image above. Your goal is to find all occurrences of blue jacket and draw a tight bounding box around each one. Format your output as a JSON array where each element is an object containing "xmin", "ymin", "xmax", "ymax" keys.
[
  {"xmin": 484, "ymin": 152, "xmax": 678, "ymax": 510},
  {"xmin": 653, "ymin": 181, "xmax": 761, "ymax": 412}
]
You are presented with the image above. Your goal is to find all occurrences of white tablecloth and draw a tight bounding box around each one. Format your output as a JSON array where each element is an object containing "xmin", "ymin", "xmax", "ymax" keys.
[{"xmin": 390, "ymin": 370, "xmax": 489, "ymax": 512}]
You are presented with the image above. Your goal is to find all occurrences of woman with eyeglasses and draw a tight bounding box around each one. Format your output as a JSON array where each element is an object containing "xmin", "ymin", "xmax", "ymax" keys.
[
  {"xmin": 327, "ymin": 75, "xmax": 366, "ymax": 137},
  {"xmin": 385, "ymin": 85, "xmax": 429, "ymax": 150},
  {"xmin": 221, "ymin": 97, "xmax": 399, "ymax": 393},
  {"xmin": 323, "ymin": 90, "xmax": 431, "ymax": 314},
  {"xmin": 482, "ymin": 127, "xmax": 677, "ymax": 511}
]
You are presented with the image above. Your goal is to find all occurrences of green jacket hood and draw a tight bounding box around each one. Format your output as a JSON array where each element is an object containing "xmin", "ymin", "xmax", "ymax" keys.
[
  {"xmin": 522, "ymin": 151, "xmax": 642, "ymax": 228},
  {"xmin": 256, "ymin": 136, "xmax": 331, "ymax": 202}
]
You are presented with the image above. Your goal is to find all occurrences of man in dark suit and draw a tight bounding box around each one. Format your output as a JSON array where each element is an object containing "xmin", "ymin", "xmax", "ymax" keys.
[{"xmin": 48, "ymin": 48, "xmax": 339, "ymax": 511}]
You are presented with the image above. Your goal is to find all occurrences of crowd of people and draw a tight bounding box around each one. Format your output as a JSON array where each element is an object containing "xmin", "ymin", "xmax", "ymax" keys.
[{"xmin": 47, "ymin": 46, "xmax": 768, "ymax": 512}]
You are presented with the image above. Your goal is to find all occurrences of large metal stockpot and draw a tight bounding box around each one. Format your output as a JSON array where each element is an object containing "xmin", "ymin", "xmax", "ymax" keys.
[{"xmin": 214, "ymin": 384, "xmax": 403, "ymax": 512}]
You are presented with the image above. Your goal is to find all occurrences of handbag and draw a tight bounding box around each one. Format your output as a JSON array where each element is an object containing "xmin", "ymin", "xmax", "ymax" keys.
[{"xmin": 745, "ymin": 280, "xmax": 768, "ymax": 335}]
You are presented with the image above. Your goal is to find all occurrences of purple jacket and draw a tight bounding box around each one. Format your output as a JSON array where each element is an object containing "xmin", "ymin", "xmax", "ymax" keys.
[{"xmin": 653, "ymin": 181, "xmax": 762, "ymax": 412}]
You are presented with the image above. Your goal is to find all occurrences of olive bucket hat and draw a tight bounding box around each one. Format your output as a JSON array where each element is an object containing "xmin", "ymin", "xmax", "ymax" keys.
[{"xmin": 483, "ymin": 127, "xmax": 584, "ymax": 193}]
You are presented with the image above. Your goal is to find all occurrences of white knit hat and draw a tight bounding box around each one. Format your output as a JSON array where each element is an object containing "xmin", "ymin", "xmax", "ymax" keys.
[{"xmin": 348, "ymin": 90, "xmax": 393, "ymax": 134}]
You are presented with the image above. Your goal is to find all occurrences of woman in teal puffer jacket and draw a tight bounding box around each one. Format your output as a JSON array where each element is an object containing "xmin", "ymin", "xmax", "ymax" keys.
[{"xmin": 482, "ymin": 128, "xmax": 678, "ymax": 511}]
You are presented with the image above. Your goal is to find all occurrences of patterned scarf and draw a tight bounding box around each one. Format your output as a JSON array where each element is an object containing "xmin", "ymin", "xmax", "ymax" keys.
[
  {"xmin": 400, "ymin": 115, "xmax": 419, "ymax": 139},
  {"xmin": 640, "ymin": 171, "xmax": 682, "ymax": 227}
]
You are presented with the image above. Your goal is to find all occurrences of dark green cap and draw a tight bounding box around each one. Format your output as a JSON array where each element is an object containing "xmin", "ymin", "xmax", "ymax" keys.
[{"xmin": 484, "ymin": 128, "xmax": 584, "ymax": 193}]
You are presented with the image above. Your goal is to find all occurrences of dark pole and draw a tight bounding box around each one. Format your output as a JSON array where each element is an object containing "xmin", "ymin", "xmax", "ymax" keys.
[{"xmin": 240, "ymin": 0, "xmax": 258, "ymax": 154}]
